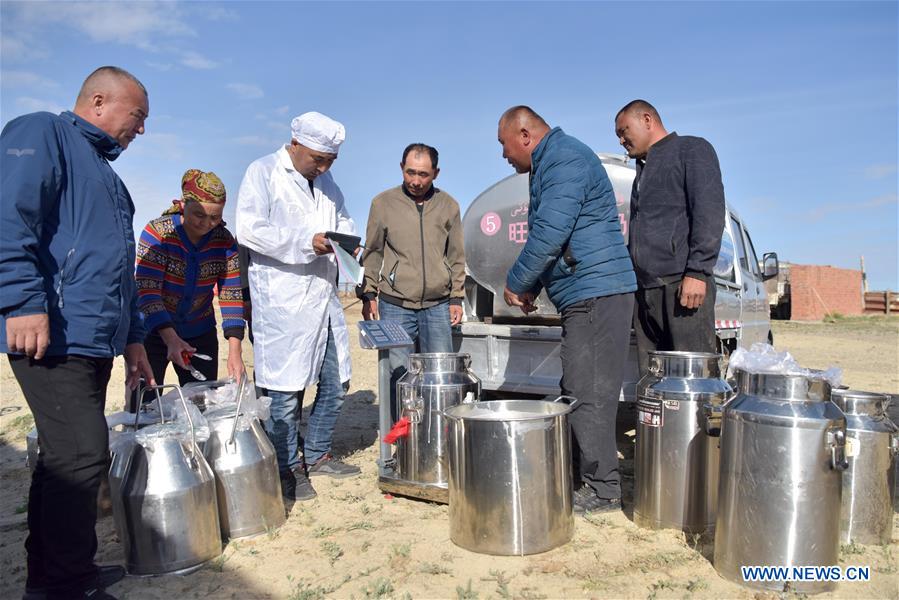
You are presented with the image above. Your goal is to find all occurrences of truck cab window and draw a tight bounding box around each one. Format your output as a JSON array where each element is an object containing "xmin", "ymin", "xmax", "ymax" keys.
[
  {"xmin": 742, "ymin": 228, "xmax": 763, "ymax": 279},
  {"xmin": 730, "ymin": 214, "xmax": 750, "ymax": 274},
  {"xmin": 714, "ymin": 226, "xmax": 737, "ymax": 283}
]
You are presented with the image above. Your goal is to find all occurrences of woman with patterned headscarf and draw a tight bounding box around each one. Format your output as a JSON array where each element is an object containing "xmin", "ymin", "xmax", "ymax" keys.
[{"xmin": 134, "ymin": 169, "xmax": 245, "ymax": 394}]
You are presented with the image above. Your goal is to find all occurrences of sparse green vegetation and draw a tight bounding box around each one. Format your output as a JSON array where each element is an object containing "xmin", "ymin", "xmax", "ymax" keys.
[
  {"xmin": 481, "ymin": 570, "xmax": 510, "ymax": 598},
  {"xmin": 361, "ymin": 577, "xmax": 394, "ymax": 599},
  {"xmin": 420, "ymin": 561, "xmax": 453, "ymax": 576},
  {"xmin": 321, "ymin": 540, "xmax": 343, "ymax": 565},
  {"xmin": 455, "ymin": 578, "xmax": 478, "ymax": 599}
]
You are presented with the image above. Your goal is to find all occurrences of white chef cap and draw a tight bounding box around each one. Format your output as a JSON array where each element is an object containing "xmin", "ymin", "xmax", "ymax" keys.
[{"xmin": 290, "ymin": 111, "xmax": 345, "ymax": 154}]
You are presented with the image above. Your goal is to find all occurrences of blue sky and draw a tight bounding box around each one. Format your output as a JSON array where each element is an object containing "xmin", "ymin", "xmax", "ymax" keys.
[{"xmin": 2, "ymin": 1, "xmax": 897, "ymax": 290}]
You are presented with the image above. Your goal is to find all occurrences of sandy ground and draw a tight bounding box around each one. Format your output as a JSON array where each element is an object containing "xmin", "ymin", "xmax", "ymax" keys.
[{"xmin": 1, "ymin": 309, "xmax": 897, "ymax": 600}]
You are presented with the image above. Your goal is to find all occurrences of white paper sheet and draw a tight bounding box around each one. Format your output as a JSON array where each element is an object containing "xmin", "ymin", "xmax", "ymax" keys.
[{"xmin": 331, "ymin": 240, "xmax": 365, "ymax": 285}]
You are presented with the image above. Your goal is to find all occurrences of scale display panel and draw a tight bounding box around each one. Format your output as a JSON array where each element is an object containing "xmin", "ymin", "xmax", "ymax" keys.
[{"xmin": 358, "ymin": 320, "xmax": 414, "ymax": 349}]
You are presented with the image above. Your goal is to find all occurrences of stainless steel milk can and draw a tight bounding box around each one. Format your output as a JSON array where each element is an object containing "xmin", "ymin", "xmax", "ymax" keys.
[
  {"xmin": 394, "ymin": 353, "xmax": 481, "ymax": 492},
  {"xmin": 713, "ymin": 373, "xmax": 847, "ymax": 593},
  {"xmin": 634, "ymin": 351, "xmax": 731, "ymax": 534},
  {"xmin": 831, "ymin": 389, "xmax": 898, "ymax": 545},
  {"xmin": 118, "ymin": 385, "xmax": 222, "ymax": 575},
  {"xmin": 204, "ymin": 377, "xmax": 285, "ymax": 540}
]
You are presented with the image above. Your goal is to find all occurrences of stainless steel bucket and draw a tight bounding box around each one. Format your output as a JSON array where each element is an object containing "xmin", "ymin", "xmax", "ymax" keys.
[
  {"xmin": 393, "ymin": 353, "xmax": 480, "ymax": 499},
  {"xmin": 633, "ymin": 351, "xmax": 731, "ymax": 534},
  {"xmin": 204, "ymin": 378, "xmax": 285, "ymax": 540},
  {"xmin": 713, "ymin": 373, "xmax": 847, "ymax": 593},
  {"xmin": 444, "ymin": 397, "xmax": 576, "ymax": 556},
  {"xmin": 118, "ymin": 385, "xmax": 222, "ymax": 575},
  {"xmin": 831, "ymin": 389, "xmax": 898, "ymax": 545}
]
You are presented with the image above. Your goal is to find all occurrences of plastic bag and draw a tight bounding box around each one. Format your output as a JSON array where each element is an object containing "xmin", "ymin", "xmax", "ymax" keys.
[
  {"xmin": 144, "ymin": 387, "xmax": 210, "ymax": 442},
  {"xmin": 203, "ymin": 379, "xmax": 271, "ymax": 431},
  {"xmin": 134, "ymin": 421, "xmax": 193, "ymax": 449},
  {"xmin": 727, "ymin": 342, "xmax": 842, "ymax": 387}
]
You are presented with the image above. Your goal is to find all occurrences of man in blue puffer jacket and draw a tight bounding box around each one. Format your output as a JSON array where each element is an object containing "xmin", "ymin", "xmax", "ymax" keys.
[
  {"xmin": 1, "ymin": 66, "xmax": 155, "ymax": 600},
  {"xmin": 499, "ymin": 106, "xmax": 636, "ymax": 514}
]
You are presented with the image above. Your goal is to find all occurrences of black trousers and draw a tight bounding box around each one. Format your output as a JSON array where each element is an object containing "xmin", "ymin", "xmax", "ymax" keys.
[
  {"xmin": 633, "ymin": 275, "xmax": 717, "ymax": 378},
  {"xmin": 560, "ymin": 292, "xmax": 634, "ymax": 500},
  {"xmin": 9, "ymin": 354, "xmax": 113, "ymax": 597},
  {"xmin": 133, "ymin": 328, "xmax": 219, "ymax": 409}
]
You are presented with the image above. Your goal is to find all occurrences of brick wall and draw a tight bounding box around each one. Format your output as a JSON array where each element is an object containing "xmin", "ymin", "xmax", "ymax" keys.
[{"xmin": 789, "ymin": 264, "xmax": 863, "ymax": 320}]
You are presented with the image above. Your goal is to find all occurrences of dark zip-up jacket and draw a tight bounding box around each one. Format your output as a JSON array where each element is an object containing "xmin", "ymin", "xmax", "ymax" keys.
[
  {"xmin": 359, "ymin": 185, "xmax": 465, "ymax": 309},
  {"xmin": 628, "ymin": 132, "xmax": 725, "ymax": 288},
  {"xmin": 506, "ymin": 127, "xmax": 636, "ymax": 310},
  {"xmin": 0, "ymin": 111, "xmax": 145, "ymax": 356}
]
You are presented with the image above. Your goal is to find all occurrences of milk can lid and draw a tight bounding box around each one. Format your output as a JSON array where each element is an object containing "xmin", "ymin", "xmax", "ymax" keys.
[{"xmin": 831, "ymin": 389, "xmax": 888, "ymax": 417}]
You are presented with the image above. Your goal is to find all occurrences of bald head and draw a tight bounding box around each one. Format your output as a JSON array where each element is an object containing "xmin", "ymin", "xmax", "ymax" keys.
[
  {"xmin": 75, "ymin": 66, "xmax": 147, "ymax": 108},
  {"xmin": 498, "ymin": 105, "xmax": 550, "ymax": 134},
  {"xmin": 497, "ymin": 105, "xmax": 551, "ymax": 174},
  {"xmin": 73, "ymin": 66, "xmax": 149, "ymax": 151}
]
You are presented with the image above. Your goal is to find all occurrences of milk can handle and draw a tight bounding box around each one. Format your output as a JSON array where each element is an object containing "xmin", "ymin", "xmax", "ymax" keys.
[
  {"xmin": 703, "ymin": 402, "xmax": 723, "ymax": 437},
  {"xmin": 227, "ymin": 373, "xmax": 247, "ymax": 447},
  {"xmin": 137, "ymin": 383, "xmax": 198, "ymax": 458},
  {"xmin": 553, "ymin": 395, "xmax": 580, "ymax": 411},
  {"xmin": 134, "ymin": 382, "xmax": 167, "ymax": 429},
  {"xmin": 829, "ymin": 429, "xmax": 849, "ymax": 471}
]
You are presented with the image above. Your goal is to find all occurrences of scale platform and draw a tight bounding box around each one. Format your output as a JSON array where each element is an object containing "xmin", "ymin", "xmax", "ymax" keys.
[{"xmin": 378, "ymin": 474, "xmax": 448, "ymax": 504}]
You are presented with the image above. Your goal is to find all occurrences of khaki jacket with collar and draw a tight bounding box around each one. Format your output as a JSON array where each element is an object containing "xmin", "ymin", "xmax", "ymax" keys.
[{"xmin": 360, "ymin": 185, "xmax": 465, "ymax": 309}]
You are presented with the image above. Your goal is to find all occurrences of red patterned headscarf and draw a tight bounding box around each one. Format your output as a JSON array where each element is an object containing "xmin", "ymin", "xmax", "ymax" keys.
[{"xmin": 162, "ymin": 169, "xmax": 226, "ymax": 215}]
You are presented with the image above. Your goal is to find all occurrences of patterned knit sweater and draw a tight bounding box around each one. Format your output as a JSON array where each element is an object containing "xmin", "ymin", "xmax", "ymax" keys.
[{"xmin": 136, "ymin": 214, "xmax": 245, "ymax": 339}]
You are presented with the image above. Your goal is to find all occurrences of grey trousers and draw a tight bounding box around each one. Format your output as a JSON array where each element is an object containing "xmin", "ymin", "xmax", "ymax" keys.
[
  {"xmin": 560, "ymin": 292, "xmax": 635, "ymax": 500},
  {"xmin": 633, "ymin": 275, "xmax": 717, "ymax": 378}
]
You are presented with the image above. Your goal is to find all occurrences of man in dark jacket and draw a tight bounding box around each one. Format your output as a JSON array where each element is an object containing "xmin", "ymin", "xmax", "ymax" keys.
[
  {"xmin": 1, "ymin": 66, "xmax": 155, "ymax": 600},
  {"xmin": 614, "ymin": 100, "xmax": 725, "ymax": 376},
  {"xmin": 499, "ymin": 106, "xmax": 636, "ymax": 514}
]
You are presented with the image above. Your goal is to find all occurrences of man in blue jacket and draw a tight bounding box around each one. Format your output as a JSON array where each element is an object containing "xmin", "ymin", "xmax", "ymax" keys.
[
  {"xmin": 499, "ymin": 106, "xmax": 637, "ymax": 514},
  {"xmin": 1, "ymin": 66, "xmax": 155, "ymax": 600}
]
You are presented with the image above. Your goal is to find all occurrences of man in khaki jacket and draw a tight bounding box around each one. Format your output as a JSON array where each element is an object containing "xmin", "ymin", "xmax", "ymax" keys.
[{"xmin": 358, "ymin": 143, "xmax": 465, "ymax": 400}]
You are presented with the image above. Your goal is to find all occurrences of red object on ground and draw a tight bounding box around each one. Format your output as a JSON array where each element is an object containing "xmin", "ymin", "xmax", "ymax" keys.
[{"xmin": 383, "ymin": 417, "xmax": 411, "ymax": 444}]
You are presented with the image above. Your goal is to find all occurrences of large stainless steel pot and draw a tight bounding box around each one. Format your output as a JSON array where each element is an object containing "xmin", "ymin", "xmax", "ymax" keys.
[
  {"xmin": 444, "ymin": 397, "xmax": 576, "ymax": 556},
  {"xmin": 204, "ymin": 378, "xmax": 285, "ymax": 540},
  {"xmin": 394, "ymin": 353, "xmax": 481, "ymax": 500},
  {"xmin": 118, "ymin": 385, "xmax": 222, "ymax": 575},
  {"xmin": 713, "ymin": 373, "xmax": 847, "ymax": 593},
  {"xmin": 634, "ymin": 351, "xmax": 731, "ymax": 534},
  {"xmin": 831, "ymin": 389, "xmax": 898, "ymax": 545}
]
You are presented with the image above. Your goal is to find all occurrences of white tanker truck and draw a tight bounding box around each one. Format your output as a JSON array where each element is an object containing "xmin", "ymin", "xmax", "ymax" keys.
[{"xmin": 453, "ymin": 153, "xmax": 779, "ymax": 400}]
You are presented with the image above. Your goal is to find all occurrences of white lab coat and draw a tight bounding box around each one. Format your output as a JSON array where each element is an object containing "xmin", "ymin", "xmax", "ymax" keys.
[{"xmin": 236, "ymin": 146, "xmax": 355, "ymax": 391}]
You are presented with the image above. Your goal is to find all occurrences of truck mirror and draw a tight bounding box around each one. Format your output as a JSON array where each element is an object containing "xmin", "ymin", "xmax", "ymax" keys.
[{"xmin": 762, "ymin": 252, "xmax": 779, "ymax": 280}]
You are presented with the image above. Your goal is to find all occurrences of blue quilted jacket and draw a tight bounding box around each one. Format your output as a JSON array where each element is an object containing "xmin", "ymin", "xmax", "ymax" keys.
[
  {"xmin": 506, "ymin": 127, "xmax": 636, "ymax": 310},
  {"xmin": 0, "ymin": 111, "xmax": 145, "ymax": 357}
]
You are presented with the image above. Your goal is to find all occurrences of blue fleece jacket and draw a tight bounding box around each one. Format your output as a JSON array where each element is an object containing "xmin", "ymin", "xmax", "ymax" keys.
[
  {"xmin": 0, "ymin": 111, "xmax": 145, "ymax": 357},
  {"xmin": 506, "ymin": 128, "xmax": 636, "ymax": 311}
]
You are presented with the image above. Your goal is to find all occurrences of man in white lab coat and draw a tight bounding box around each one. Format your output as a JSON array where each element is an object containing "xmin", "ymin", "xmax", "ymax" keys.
[{"xmin": 236, "ymin": 112, "xmax": 359, "ymax": 501}]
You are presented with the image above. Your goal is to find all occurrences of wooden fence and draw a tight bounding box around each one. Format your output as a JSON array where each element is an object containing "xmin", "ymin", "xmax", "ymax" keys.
[{"xmin": 864, "ymin": 291, "xmax": 899, "ymax": 314}]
